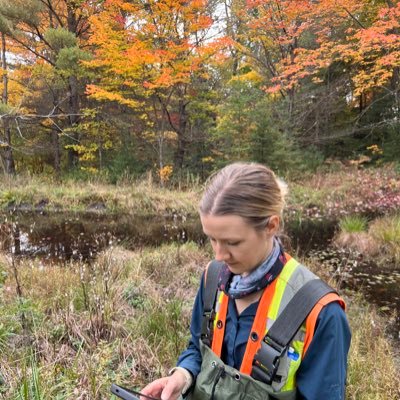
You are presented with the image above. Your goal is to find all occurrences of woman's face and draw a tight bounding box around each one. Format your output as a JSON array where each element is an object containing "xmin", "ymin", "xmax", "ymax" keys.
[{"xmin": 200, "ymin": 213, "xmax": 278, "ymax": 276}]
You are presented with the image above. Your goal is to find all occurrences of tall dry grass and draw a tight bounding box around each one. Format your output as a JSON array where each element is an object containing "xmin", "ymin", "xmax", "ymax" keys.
[
  {"xmin": 346, "ymin": 295, "xmax": 400, "ymax": 399},
  {"xmin": 0, "ymin": 243, "xmax": 398, "ymax": 399},
  {"xmin": 0, "ymin": 243, "xmax": 209, "ymax": 399}
]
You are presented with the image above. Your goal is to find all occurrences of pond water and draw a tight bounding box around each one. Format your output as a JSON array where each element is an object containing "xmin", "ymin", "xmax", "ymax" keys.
[
  {"xmin": 307, "ymin": 248, "xmax": 400, "ymax": 340},
  {"xmin": 0, "ymin": 211, "xmax": 203, "ymax": 261},
  {"xmin": 1, "ymin": 211, "xmax": 399, "ymax": 341}
]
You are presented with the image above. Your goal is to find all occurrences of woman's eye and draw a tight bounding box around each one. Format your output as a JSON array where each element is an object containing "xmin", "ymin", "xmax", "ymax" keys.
[{"xmin": 227, "ymin": 241, "xmax": 240, "ymax": 246}]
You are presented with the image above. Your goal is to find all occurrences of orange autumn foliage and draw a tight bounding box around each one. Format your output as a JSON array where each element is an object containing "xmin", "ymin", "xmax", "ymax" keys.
[
  {"xmin": 245, "ymin": 0, "xmax": 400, "ymax": 97},
  {"xmin": 86, "ymin": 0, "xmax": 230, "ymax": 104}
]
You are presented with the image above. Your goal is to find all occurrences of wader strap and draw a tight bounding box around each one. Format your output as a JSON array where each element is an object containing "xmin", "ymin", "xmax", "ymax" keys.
[
  {"xmin": 252, "ymin": 279, "xmax": 336, "ymax": 384},
  {"xmin": 201, "ymin": 260, "xmax": 223, "ymax": 347},
  {"xmin": 267, "ymin": 279, "xmax": 335, "ymax": 347}
]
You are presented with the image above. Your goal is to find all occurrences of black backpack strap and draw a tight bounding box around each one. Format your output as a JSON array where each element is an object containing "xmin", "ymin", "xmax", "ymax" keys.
[
  {"xmin": 252, "ymin": 279, "xmax": 336, "ymax": 385},
  {"xmin": 200, "ymin": 260, "xmax": 222, "ymax": 347}
]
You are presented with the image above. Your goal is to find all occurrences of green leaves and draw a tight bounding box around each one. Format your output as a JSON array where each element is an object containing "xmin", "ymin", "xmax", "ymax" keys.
[
  {"xmin": 0, "ymin": 0, "xmax": 42, "ymax": 26},
  {"xmin": 43, "ymin": 28, "xmax": 92, "ymax": 75},
  {"xmin": 0, "ymin": 14, "xmax": 12, "ymax": 34},
  {"xmin": 44, "ymin": 28, "xmax": 77, "ymax": 52},
  {"xmin": 56, "ymin": 47, "xmax": 92, "ymax": 75},
  {"xmin": 0, "ymin": 102, "xmax": 15, "ymax": 115},
  {"xmin": 212, "ymin": 78, "xmax": 297, "ymax": 173}
]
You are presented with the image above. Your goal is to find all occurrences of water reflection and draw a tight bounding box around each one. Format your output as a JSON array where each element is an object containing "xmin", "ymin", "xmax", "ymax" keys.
[{"xmin": 0, "ymin": 212, "xmax": 203, "ymax": 262}]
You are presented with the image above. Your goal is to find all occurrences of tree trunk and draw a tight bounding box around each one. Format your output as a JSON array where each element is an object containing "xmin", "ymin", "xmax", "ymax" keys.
[
  {"xmin": 3, "ymin": 122, "xmax": 15, "ymax": 174},
  {"xmin": 174, "ymin": 98, "xmax": 188, "ymax": 170},
  {"xmin": 67, "ymin": 75, "xmax": 80, "ymax": 168},
  {"xmin": 1, "ymin": 33, "xmax": 15, "ymax": 175},
  {"xmin": 52, "ymin": 128, "xmax": 61, "ymax": 178},
  {"xmin": 67, "ymin": 6, "xmax": 81, "ymax": 169},
  {"xmin": 50, "ymin": 88, "xmax": 63, "ymax": 178}
]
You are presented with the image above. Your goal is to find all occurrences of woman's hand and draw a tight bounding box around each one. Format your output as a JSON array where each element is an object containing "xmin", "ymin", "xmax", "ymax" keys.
[{"xmin": 141, "ymin": 369, "xmax": 188, "ymax": 400}]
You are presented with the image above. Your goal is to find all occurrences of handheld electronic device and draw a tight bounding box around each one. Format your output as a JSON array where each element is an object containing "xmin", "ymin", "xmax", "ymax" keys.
[{"xmin": 110, "ymin": 384, "xmax": 159, "ymax": 400}]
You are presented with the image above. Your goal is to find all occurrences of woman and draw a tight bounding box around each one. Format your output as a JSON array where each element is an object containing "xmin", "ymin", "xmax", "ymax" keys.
[{"xmin": 142, "ymin": 162, "xmax": 351, "ymax": 400}]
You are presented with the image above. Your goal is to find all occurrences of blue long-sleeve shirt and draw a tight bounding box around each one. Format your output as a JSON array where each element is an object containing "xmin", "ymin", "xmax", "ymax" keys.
[{"xmin": 177, "ymin": 273, "xmax": 351, "ymax": 400}]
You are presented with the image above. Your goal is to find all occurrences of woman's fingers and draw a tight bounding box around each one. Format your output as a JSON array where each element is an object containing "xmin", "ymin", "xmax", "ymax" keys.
[
  {"xmin": 141, "ymin": 370, "xmax": 187, "ymax": 400},
  {"xmin": 141, "ymin": 377, "xmax": 169, "ymax": 400},
  {"xmin": 160, "ymin": 372, "xmax": 187, "ymax": 400}
]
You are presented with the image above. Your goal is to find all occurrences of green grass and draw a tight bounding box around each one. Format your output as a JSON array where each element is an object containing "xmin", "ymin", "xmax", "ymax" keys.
[
  {"xmin": 0, "ymin": 323, "xmax": 12, "ymax": 352},
  {"xmin": 16, "ymin": 353, "xmax": 44, "ymax": 400},
  {"xmin": 339, "ymin": 216, "xmax": 368, "ymax": 233}
]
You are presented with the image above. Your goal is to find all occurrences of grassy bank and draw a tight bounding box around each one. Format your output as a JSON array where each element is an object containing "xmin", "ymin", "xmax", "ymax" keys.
[
  {"xmin": 288, "ymin": 164, "xmax": 400, "ymax": 221},
  {"xmin": 0, "ymin": 243, "xmax": 398, "ymax": 399},
  {"xmin": 1, "ymin": 165, "xmax": 399, "ymax": 219},
  {"xmin": 335, "ymin": 213, "xmax": 400, "ymax": 267},
  {"xmin": 0, "ymin": 174, "xmax": 200, "ymax": 215}
]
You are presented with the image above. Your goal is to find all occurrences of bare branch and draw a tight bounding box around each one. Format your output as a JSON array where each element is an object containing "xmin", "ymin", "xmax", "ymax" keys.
[{"xmin": 342, "ymin": 6, "xmax": 366, "ymax": 29}]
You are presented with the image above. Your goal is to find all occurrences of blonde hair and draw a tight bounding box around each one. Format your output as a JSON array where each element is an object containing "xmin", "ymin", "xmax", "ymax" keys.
[{"xmin": 199, "ymin": 162, "xmax": 287, "ymax": 230}]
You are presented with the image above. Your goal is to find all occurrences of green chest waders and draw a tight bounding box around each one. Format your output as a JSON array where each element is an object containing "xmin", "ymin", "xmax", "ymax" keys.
[{"xmin": 186, "ymin": 342, "xmax": 296, "ymax": 400}]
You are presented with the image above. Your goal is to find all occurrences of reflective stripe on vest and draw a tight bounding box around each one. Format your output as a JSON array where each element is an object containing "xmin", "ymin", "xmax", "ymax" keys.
[{"xmin": 209, "ymin": 255, "xmax": 345, "ymax": 393}]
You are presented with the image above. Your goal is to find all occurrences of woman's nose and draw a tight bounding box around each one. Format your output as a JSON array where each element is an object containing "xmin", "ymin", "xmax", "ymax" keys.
[{"xmin": 214, "ymin": 242, "xmax": 230, "ymax": 261}]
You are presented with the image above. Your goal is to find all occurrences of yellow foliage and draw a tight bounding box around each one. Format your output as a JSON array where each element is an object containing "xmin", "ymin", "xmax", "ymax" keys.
[
  {"xmin": 80, "ymin": 152, "xmax": 96, "ymax": 161},
  {"xmin": 367, "ymin": 144, "xmax": 383, "ymax": 155},
  {"xmin": 231, "ymin": 70, "xmax": 263, "ymax": 84},
  {"xmin": 80, "ymin": 166, "xmax": 98, "ymax": 174},
  {"xmin": 164, "ymin": 131, "xmax": 178, "ymax": 140},
  {"xmin": 159, "ymin": 165, "xmax": 173, "ymax": 183},
  {"xmin": 86, "ymin": 0, "xmax": 227, "ymax": 113},
  {"xmin": 86, "ymin": 85, "xmax": 142, "ymax": 109},
  {"xmin": 42, "ymin": 118, "xmax": 53, "ymax": 128},
  {"xmin": 0, "ymin": 67, "xmax": 33, "ymax": 109},
  {"xmin": 103, "ymin": 140, "xmax": 113, "ymax": 150}
]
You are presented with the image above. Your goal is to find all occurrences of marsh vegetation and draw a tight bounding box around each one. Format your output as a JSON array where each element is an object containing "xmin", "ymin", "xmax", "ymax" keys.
[{"xmin": 0, "ymin": 165, "xmax": 399, "ymax": 399}]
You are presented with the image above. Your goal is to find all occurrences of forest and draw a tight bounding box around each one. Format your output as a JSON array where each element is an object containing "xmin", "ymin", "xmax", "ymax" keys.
[{"xmin": 0, "ymin": 0, "xmax": 399, "ymax": 181}]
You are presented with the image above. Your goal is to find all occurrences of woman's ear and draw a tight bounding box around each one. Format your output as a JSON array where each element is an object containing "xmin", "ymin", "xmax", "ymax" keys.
[{"xmin": 266, "ymin": 215, "xmax": 280, "ymax": 236}]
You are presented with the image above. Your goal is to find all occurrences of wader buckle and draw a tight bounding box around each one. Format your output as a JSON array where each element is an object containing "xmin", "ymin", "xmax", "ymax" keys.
[
  {"xmin": 200, "ymin": 310, "xmax": 216, "ymax": 347},
  {"xmin": 251, "ymin": 337, "xmax": 285, "ymax": 385}
]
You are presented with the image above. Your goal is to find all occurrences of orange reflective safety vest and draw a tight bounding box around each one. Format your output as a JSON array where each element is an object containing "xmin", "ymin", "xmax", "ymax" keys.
[{"xmin": 205, "ymin": 254, "xmax": 345, "ymax": 395}]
